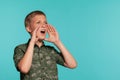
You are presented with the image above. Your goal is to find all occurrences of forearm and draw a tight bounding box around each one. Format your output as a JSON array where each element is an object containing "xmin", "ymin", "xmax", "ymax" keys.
[
  {"xmin": 54, "ymin": 40, "xmax": 77, "ymax": 68},
  {"xmin": 18, "ymin": 41, "xmax": 34, "ymax": 73}
]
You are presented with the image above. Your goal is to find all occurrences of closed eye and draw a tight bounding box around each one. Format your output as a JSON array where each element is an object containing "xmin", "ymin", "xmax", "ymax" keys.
[
  {"xmin": 36, "ymin": 21, "xmax": 40, "ymax": 24},
  {"xmin": 45, "ymin": 21, "xmax": 47, "ymax": 24}
]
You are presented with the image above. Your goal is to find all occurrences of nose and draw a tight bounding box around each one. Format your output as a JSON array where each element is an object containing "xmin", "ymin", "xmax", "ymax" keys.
[{"xmin": 41, "ymin": 24, "xmax": 46, "ymax": 28}]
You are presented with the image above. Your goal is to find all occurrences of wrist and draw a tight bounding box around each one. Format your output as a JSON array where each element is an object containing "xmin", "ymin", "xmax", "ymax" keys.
[
  {"xmin": 30, "ymin": 39, "xmax": 36, "ymax": 45},
  {"xmin": 54, "ymin": 40, "xmax": 61, "ymax": 45}
]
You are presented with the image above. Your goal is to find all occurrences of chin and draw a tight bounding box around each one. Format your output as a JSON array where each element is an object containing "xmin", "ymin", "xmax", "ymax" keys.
[
  {"xmin": 38, "ymin": 37, "xmax": 45, "ymax": 41},
  {"xmin": 37, "ymin": 34, "xmax": 46, "ymax": 41}
]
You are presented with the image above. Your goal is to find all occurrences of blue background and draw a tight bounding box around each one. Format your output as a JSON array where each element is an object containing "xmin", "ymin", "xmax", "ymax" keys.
[{"xmin": 0, "ymin": 0, "xmax": 120, "ymax": 80}]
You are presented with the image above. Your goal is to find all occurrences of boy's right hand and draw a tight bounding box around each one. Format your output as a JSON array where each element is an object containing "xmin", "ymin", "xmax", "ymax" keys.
[{"xmin": 30, "ymin": 26, "xmax": 40, "ymax": 44}]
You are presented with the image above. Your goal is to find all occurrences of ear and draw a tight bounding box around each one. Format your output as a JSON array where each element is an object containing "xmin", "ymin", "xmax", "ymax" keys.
[{"xmin": 26, "ymin": 26, "xmax": 32, "ymax": 33}]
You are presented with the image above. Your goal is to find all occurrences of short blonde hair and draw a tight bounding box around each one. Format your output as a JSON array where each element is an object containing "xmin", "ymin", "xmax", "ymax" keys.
[{"xmin": 24, "ymin": 10, "xmax": 46, "ymax": 27}]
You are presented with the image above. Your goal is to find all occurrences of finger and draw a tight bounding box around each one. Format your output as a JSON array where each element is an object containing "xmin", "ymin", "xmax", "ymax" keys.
[
  {"xmin": 46, "ymin": 24, "xmax": 50, "ymax": 34},
  {"xmin": 44, "ymin": 38, "xmax": 49, "ymax": 41},
  {"xmin": 49, "ymin": 25, "xmax": 56, "ymax": 32},
  {"xmin": 48, "ymin": 24, "xmax": 53, "ymax": 32},
  {"xmin": 46, "ymin": 24, "xmax": 54, "ymax": 35},
  {"xmin": 47, "ymin": 24, "xmax": 56, "ymax": 32},
  {"xmin": 34, "ymin": 26, "xmax": 40, "ymax": 33},
  {"xmin": 32, "ymin": 26, "xmax": 40, "ymax": 38}
]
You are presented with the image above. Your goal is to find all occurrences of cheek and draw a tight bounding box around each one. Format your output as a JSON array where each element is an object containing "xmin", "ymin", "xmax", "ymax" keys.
[
  {"xmin": 31, "ymin": 27, "xmax": 36, "ymax": 32},
  {"xmin": 37, "ymin": 29, "xmax": 40, "ymax": 35},
  {"xmin": 30, "ymin": 23, "xmax": 37, "ymax": 30}
]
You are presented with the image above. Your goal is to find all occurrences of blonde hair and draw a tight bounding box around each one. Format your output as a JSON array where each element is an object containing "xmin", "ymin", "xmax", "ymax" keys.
[{"xmin": 24, "ymin": 10, "xmax": 46, "ymax": 27}]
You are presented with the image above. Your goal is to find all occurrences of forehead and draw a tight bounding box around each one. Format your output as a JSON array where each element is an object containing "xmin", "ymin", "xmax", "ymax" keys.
[{"xmin": 31, "ymin": 15, "xmax": 46, "ymax": 21}]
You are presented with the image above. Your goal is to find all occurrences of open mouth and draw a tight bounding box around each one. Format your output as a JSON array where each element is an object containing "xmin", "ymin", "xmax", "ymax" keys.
[{"xmin": 40, "ymin": 30, "xmax": 45, "ymax": 34}]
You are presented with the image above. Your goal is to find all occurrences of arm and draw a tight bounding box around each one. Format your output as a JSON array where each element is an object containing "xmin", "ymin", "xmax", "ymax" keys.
[
  {"xmin": 18, "ymin": 26, "xmax": 40, "ymax": 73},
  {"xmin": 45, "ymin": 24, "xmax": 77, "ymax": 68},
  {"xmin": 54, "ymin": 41, "xmax": 77, "ymax": 68}
]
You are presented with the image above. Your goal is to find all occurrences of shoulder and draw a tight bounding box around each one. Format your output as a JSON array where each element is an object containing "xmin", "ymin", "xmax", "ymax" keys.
[
  {"xmin": 44, "ymin": 45, "xmax": 55, "ymax": 50},
  {"xmin": 14, "ymin": 43, "xmax": 28, "ymax": 52}
]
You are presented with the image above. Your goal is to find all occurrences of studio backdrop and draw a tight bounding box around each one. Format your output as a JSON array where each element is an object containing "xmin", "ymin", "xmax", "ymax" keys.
[{"xmin": 0, "ymin": 0, "xmax": 120, "ymax": 80}]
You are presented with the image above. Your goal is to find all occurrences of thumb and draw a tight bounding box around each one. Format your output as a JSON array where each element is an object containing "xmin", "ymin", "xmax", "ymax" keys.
[{"xmin": 44, "ymin": 38, "xmax": 49, "ymax": 41}]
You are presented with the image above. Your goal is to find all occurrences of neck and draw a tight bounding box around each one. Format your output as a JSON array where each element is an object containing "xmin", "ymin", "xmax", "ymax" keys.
[{"xmin": 35, "ymin": 40, "xmax": 43, "ymax": 47}]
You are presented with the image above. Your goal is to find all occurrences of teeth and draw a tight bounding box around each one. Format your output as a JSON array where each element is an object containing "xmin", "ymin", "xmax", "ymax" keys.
[
  {"xmin": 40, "ymin": 29, "xmax": 46, "ymax": 33},
  {"xmin": 41, "ymin": 29, "xmax": 45, "ymax": 31}
]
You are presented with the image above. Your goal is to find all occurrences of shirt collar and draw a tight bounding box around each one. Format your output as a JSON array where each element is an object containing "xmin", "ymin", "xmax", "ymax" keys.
[{"xmin": 27, "ymin": 39, "xmax": 45, "ymax": 48}]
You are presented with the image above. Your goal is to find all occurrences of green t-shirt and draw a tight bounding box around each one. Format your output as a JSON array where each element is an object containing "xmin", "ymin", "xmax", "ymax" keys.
[{"xmin": 13, "ymin": 41, "xmax": 65, "ymax": 80}]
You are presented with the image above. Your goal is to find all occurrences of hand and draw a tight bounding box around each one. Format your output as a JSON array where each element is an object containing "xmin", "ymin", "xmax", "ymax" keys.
[
  {"xmin": 45, "ymin": 24, "xmax": 60, "ymax": 43},
  {"xmin": 31, "ymin": 26, "xmax": 40, "ymax": 44}
]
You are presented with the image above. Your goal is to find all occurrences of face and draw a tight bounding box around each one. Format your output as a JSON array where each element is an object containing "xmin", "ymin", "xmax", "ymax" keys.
[{"xmin": 27, "ymin": 15, "xmax": 47, "ymax": 40}]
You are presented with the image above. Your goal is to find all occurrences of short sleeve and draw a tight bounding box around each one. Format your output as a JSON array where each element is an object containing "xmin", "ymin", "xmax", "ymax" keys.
[
  {"xmin": 51, "ymin": 47, "xmax": 65, "ymax": 66},
  {"xmin": 13, "ymin": 46, "xmax": 25, "ymax": 71}
]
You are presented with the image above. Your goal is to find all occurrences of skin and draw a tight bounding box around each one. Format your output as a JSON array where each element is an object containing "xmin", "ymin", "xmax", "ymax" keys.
[{"xmin": 18, "ymin": 15, "xmax": 77, "ymax": 74}]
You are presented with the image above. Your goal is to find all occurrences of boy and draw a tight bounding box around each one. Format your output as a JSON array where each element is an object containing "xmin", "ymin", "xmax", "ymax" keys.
[{"xmin": 13, "ymin": 10, "xmax": 77, "ymax": 80}]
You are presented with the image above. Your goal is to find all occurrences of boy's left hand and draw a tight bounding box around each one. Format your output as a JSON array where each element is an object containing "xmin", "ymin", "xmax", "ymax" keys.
[{"xmin": 44, "ymin": 24, "xmax": 60, "ymax": 43}]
